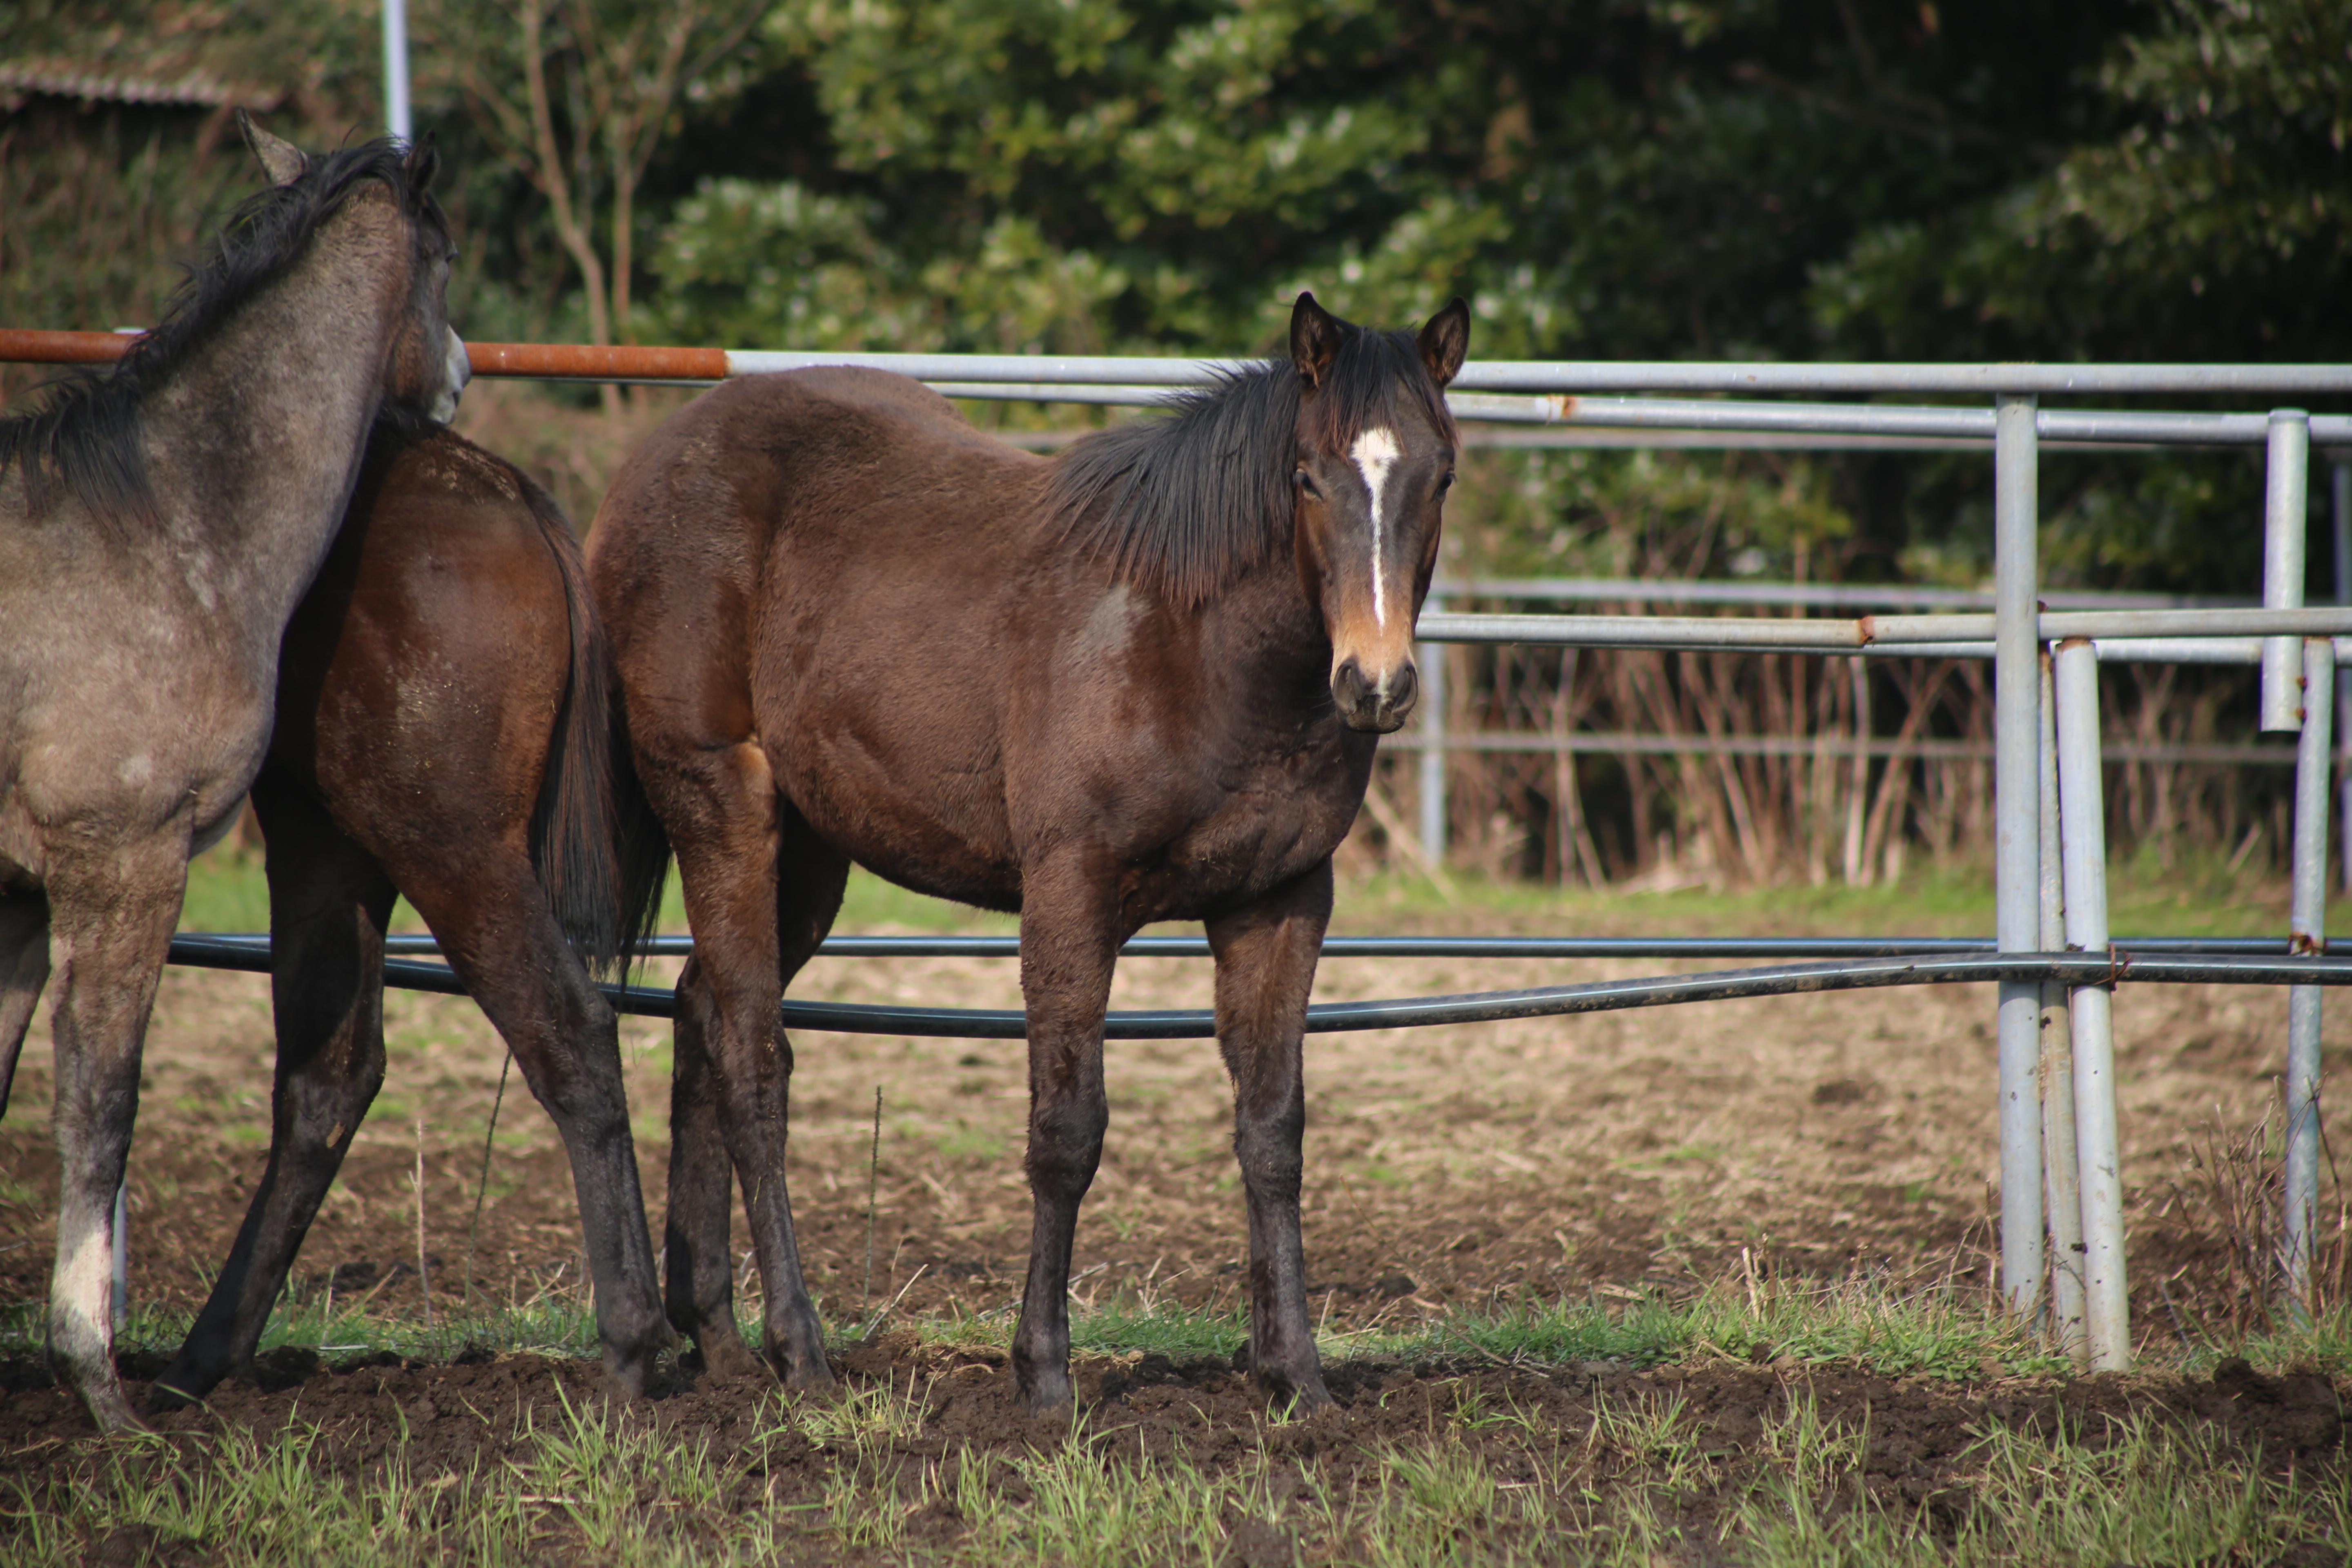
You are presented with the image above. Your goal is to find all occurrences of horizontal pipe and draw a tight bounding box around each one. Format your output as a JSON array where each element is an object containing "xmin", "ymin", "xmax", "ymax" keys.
[
  {"xmin": 179, "ymin": 932, "xmax": 2316, "ymax": 962},
  {"xmin": 1449, "ymin": 362, "xmax": 2352, "ymax": 398},
  {"xmin": 1376, "ymin": 731, "xmax": 2303, "ymax": 766},
  {"xmin": 0, "ymin": 327, "xmax": 2341, "ymax": 395},
  {"xmin": 1434, "ymin": 578, "xmax": 2252, "ymax": 612},
  {"xmin": 1413, "ymin": 609, "xmax": 2352, "ymax": 652},
  {"xmin": 161, "ymin": 937, "xmax": 2352, "ymax": 1038}
]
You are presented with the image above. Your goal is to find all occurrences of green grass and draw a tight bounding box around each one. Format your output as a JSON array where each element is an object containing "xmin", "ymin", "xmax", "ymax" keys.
[
  {"xmin": 178, "ymin": 837, "xmax": 2323, "ymax": 945},
  {"xmin": 14, "ymin": 1278, "xmax": 2352, "ymax": 1564},
  {"xmin": 13, "ymin": 1296, "xmax": 2349, "ymax": 1566}
]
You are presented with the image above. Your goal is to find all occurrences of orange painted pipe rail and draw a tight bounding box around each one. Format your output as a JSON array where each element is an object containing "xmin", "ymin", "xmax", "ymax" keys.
[
  {"xmin": 0, "ymin": 328, "xmax": 131, "ymax": 364},
  {"xmin": 0, "ymin": 329, "xmax": 734, "ymax": 382}
]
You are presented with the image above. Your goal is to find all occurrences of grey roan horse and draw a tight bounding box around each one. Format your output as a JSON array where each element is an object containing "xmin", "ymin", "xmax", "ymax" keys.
[{"xmin": 0, "ymin": 120, "xmax": 469, "ymax": 1430}]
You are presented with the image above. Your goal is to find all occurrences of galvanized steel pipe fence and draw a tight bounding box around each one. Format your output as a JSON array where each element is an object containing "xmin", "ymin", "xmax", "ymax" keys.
[{"xmin": 9, "ymin": 328, "xmax": 2351, "ymax": 1368}]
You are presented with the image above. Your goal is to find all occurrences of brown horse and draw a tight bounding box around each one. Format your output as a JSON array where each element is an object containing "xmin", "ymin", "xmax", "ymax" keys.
[
  {"xmin": 145, "ymin": 416, "xmax": 672, "ymax": 1409},
  {"xmin": 0, "ymin": 121, "xmax": 468, "ymax": 1430},
  {"xmin": 589, "ymin": 293, "xmax": 1468, "ymax": 1411}
]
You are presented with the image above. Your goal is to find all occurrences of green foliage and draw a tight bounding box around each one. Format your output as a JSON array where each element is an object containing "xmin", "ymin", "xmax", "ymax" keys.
[{"xmin": 1814, "ymin": 0, "xmax": 2352, "ymax": 362}]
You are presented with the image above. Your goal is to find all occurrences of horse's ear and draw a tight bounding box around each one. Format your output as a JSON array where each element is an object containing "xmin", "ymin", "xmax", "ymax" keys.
[
  {"xmin": 238, "ymin": 110, "xmax": 308, "ymax": 186},
  {"xmin": 403, "ymin": 134, "xmax": 441, "ymax": 197},
  {"xmin": 1291, "ymin": 291, "xmax": 1345, "ymax": 391},
  {"xmin": 1418, "ymin": 297, "xmax": 1470, "ymax": 389}
]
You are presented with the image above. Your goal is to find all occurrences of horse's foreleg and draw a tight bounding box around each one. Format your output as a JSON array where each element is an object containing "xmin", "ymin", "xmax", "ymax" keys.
[
  {"xmin": 45, "ymin": 835, "xmax": 187, "ymax": 1432},
  {"xmin": 156, "ymin": 774, "xmax": 395, "ymax": 1408},
  {"xmin": 397, "ymin": 858, "xmax": 670, "ymax": 1400},
  {"xmin": 0, "ymin": 893, "xmax": 51, "ymax": 1120},
  {"xmin": 1011, "ymin": 860, "xmax": 1121, "ymax": 1413},
  {"xmin": 1206, "ymin": 860, "xmax": 1334, "ymax": 1413},
  {"xmin": 662, "ymin": 748, "xmax": 833, "ymax": 1390}
]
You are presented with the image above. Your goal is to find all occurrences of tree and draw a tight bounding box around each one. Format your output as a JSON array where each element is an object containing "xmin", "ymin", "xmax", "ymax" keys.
[
  {"xmin": 1812, "ymin": 0, "xmax": 2352, "ymax": 362},
  {"xmin": 423, "ymin": 0, "xmax": 764, "ymax": 396}
]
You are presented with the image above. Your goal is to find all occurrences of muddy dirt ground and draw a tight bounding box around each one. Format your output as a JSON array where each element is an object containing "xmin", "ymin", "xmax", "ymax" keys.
[
  {"xmin": 4, "ymin": 1335, "xmax": 2348, "ymax": 1564},
  {"xmin": 0, "ymin": 890, "xmax": 2319, "ymax": 1356}
]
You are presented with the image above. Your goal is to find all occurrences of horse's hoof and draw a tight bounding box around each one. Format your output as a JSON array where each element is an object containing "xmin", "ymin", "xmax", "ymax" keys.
[
  {"xmin": 145, "ymin": 1375, "xmax": 207, "ymax": 1414},
  {"xmin": 782, "ymin": 1355, "xmax": 837, "ymax": 1392},
  {"xmin": 1020, "ymin": 1370, "xmax": 1074, "ymax": 1415},
  {"xmin": 1260, "ymin": 1369, "xmax": 1334, "ymax": 1416},
  {"xmin": 84, "ymin": 1384, "xmax": 151, "ymax": 1435},
  {"xmin": 689, "ymin": 1334, "xmax": 765, "ymax": 1383}
]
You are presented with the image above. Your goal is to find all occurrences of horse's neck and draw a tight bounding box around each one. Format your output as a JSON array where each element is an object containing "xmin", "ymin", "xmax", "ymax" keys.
[
  {"xmin": 1207, "ymin": 557, "xmax": 1341, "ymax": 708},
  {"xmin": 140, "ymin": 204, "xmax": 405, "ymax": 647}
]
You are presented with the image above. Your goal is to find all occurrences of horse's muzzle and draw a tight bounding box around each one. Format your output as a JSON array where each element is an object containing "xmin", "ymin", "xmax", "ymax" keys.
[
  {"xmin": 428, "ymin": 328, "xmax": 470, "ymax": 426},
  {"xmin": 1333, "ymin": 656, "xmax": 1419, "ymax": 733}
]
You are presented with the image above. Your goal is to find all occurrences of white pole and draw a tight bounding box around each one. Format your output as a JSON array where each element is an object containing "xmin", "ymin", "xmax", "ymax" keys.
[
  {"xmin": 2286, "ymin": 637, "xmax": 2332, "ymax": 1316},
  {"xmin": 1994, "ymin": 393, "xmax": 2046, "ymax": 1315},
  {"xmin": 2039, "ymin": 648, "xmax": 2088, "ymax": 1362},
  {"xmin": 383, "ymin": 0, "xmax": 413, "ymax": 144},
  {"xmin": 2054, "ymin": 637, "xmax": 2130, "ymax": 1369},
  {"xmin": 2262, "ymin": 413, "xmax": 2312, "ymax": 732},
  {"xmin": 2334, "ymin": 461, "xmax": 2351, "ymax": 895},
  {"xmin": 1419, "ymin": 596, "xmax": 1447, "ymax": 866}
]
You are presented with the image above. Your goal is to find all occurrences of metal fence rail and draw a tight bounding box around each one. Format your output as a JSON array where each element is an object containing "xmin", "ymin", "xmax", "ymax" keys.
[{"xmin": 162, "ymin": 934, "xmax": 2352, "ymax": 1038}]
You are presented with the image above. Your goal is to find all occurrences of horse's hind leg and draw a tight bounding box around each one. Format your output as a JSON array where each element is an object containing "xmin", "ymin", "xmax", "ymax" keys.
[
  {"xmin": 0, "ymin": 892, "xmax": 51, "ymax": 1120},
  {"xmin": 1205, "ymin": 861, "xmax": 1335, "ymax": 1413},
  {"xmin": 392, "ymin": 852, "xmax": 670, "ymax": 1399},
  {"xmin": 156, "ymin": 770, "xmax": 396, "ymax": 1407},
  {"xmin": 662, "ymin": 792, "xmax": 840, "ymax": 1390},
  {"xmin": 45, "ymin": 834, "xmax": 189, "ymax": 1431}
]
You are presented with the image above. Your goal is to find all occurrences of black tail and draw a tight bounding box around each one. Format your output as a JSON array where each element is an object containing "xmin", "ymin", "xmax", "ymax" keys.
[
  {"xmin": 521, "ymin": 477, "xmax": 668, "ymax": 979},
  {"xmin": 607, "ymin": 677, "xmax": 673, "ymax": 983}
]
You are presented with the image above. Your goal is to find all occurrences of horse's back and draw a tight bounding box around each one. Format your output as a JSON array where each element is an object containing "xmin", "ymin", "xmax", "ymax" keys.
[{"xmin": 277, "ymin": 425, "xmax": 573, "ymax": 852}]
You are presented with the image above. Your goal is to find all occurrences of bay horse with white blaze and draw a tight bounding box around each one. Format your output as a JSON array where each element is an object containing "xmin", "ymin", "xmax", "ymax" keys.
[
  {"xmin": 0, "ymin": 120, "xmax": 468, "ymax": 1430},
  {"xmin": 147, "ymin": 416, "xmax": 670, "ymax": 1410},
  {"xmin": 590, "ymin": 293, "xmax": 1468, "ymax": 1411}
]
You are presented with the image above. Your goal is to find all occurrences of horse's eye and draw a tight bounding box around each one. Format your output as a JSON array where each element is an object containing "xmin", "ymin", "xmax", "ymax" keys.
[
  {"xmin": 1438, "ymin": 471, "xmax": 1456, "ymax": 493},
  {"xmin": 1294, "ymin": 468, "xmax": 1322, "ymax": 499}
]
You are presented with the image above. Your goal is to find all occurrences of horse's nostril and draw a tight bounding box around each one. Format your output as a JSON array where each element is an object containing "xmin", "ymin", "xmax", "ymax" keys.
[{"xmin": 1388, "ymin": 662, "xmax": 1419, "ymax": 713}]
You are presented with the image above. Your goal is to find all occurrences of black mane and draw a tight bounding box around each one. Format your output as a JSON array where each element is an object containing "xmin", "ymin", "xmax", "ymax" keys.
[
  {"xmin": 0, "ymin": 139, "xmax": 426, "ymax": 527},
  {"xmin": 1044, "ymin": 324, "xmax": 1455, "ymax": 607}
]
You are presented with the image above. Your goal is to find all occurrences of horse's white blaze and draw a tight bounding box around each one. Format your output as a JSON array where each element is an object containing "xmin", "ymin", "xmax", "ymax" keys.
[{"xmin": 1349, "ymin": 426, "xmax": 1401, "ymax": 630}]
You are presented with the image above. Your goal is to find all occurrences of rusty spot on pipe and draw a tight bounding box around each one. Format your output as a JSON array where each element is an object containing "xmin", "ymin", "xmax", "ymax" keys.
[
  {"xmin": 1553, "ymin": 394, "xmax": 1577, "ymax": 421},
  {"xmin": 464, "ymin": 341, "xmax": 731, "ymax": 381},
  {"xmin": 1858, "ymin": 615, "xmax": 1879, "ymax": 644},
  {"xmin": 0, "ymin": 328, "xmax": 134, "ymax": 365}
]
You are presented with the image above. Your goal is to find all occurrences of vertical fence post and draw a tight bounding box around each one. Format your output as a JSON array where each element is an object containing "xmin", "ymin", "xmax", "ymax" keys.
[
  {"xmin": 2334, "ymin": 459, "xmax": 2351, "ymax": 895},
  {"xmin": 1995, "ymin": 393, "xmax": 2046, "ymax": 1316},
  {"xmin": 382, "ymin": 0, "xmax": 412, "ymax": 144},
  {"xmin": 2039, "ymin": 647, "xmax": 2088, "ymax": 1362},
  {"xmin": 2286, "ymin": 636, "xmax": 2332, "ymax": 1316},
  {"xmin": 1419, "ymin": 595, "xmax": 1448, "ymax": 866},
  {"xmin": 2054, "ymin": 636, "xmax": 2130, "ymax": 1369},
  {"xmin": 2262, "ymin": 412, "xmax": 2311, "ymax": 734}
]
